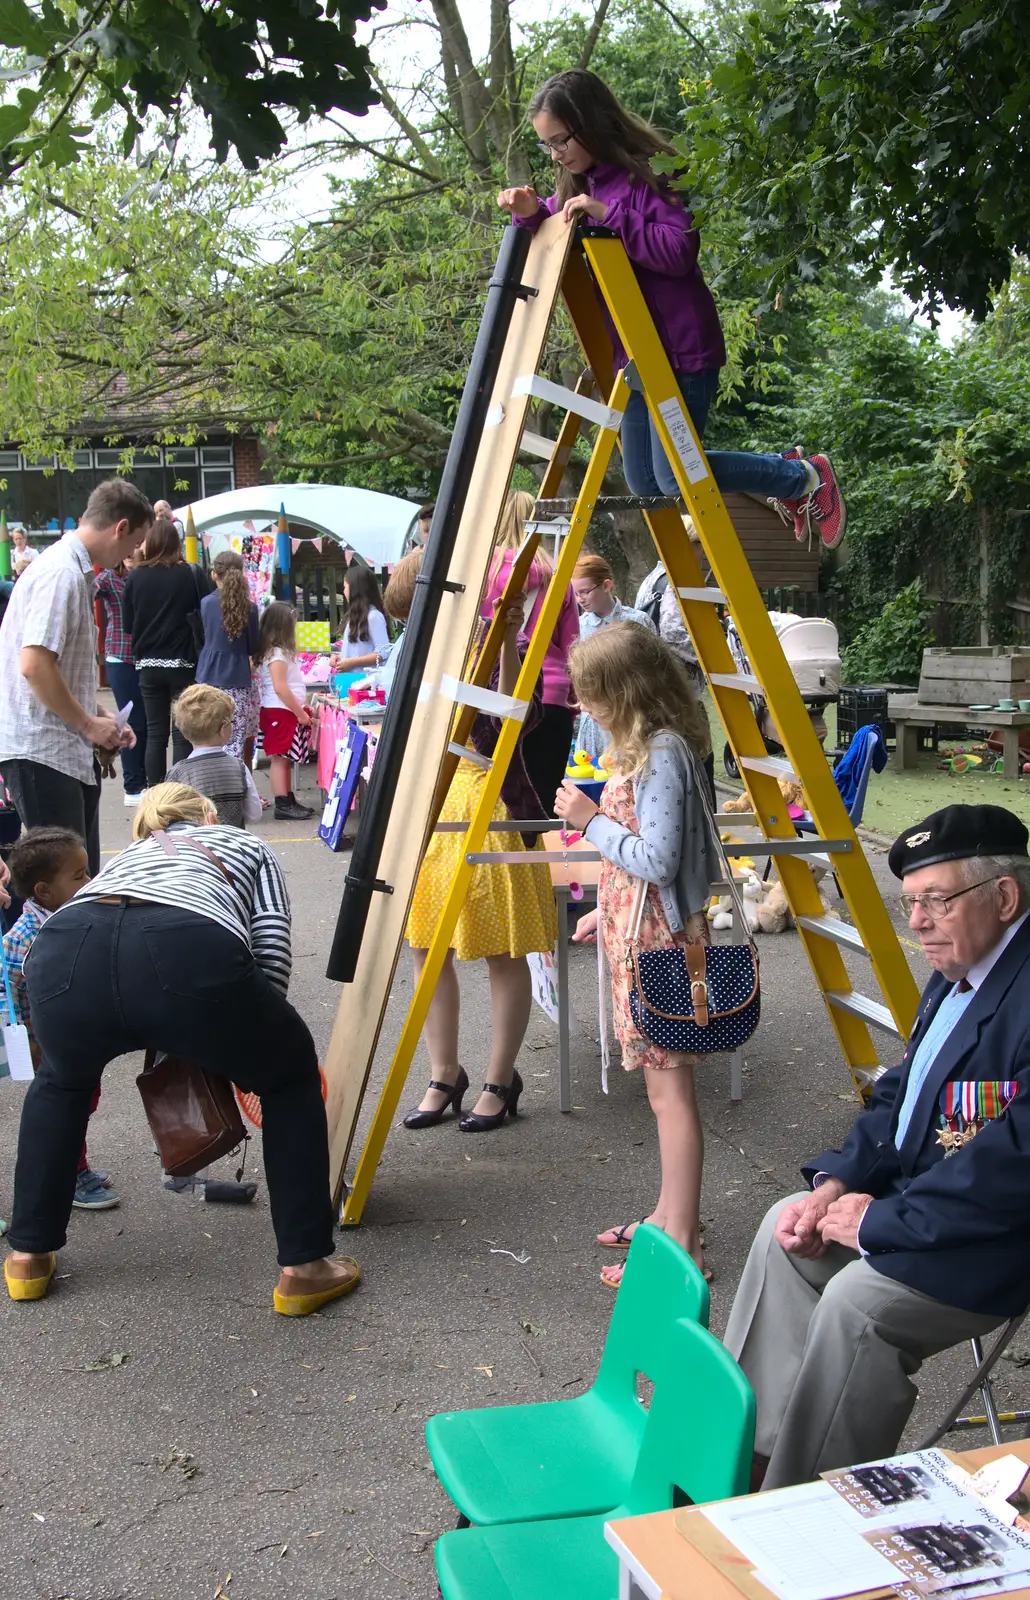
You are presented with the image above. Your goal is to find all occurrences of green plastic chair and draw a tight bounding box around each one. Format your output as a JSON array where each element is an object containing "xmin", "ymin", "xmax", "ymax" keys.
[
  {"xmin": 434, "ymin": 1314, "xmax": 756, "ymax": 1599},
  {"xmin": 426, "ymin": 1225, "xmax": 710, "ymax": 1529}
]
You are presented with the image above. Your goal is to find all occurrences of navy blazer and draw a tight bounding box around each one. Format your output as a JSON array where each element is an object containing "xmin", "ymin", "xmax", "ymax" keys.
[{"xmin": 803, "ymin": 916, "xmax": 1030, "ymax": 1316}]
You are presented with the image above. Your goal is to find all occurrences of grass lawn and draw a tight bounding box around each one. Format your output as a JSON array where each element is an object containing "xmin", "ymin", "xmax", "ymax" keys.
[{"xmin": 704, "ymin": 692, "xmax": 1030, "ymax": 839}]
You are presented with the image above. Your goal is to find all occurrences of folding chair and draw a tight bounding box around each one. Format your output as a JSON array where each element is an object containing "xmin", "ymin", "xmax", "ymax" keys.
[{"xmin": 916, "ymin": 1310, "xmax": 1030, "ymax": 1449}]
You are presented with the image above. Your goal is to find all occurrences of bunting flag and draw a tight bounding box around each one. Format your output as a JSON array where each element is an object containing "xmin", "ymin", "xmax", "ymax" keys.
[
  {"xmin": 242, "ymin": 519, "xmax": 256, "ymax": 533},
  {"xmin": 201, "ymin": 532, "xmax": 212, "ymax": 549},
  {"xmin": 291, "ymin": 537, "xmax": 302, "ymax": 554},
  {"xmin": 343, "ymin": 547, "xmax": 353, "ymax": 565},
  {"xmin": 386, "ymin": 562, "xmax": 396, "ymax": 574},
  {"xmin": 311, "ymin": 537, "xmax": 323, "ymax": 553}
]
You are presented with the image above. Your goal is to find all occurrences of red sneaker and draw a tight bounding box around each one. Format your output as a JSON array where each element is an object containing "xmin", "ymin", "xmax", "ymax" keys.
[
  {"xmin": 767, "ymin": 446, "xmax": 809, "ymax": 539},
  {"xmin": 803, "ymin": 453, "xmax": 847, "ymax": 549}
]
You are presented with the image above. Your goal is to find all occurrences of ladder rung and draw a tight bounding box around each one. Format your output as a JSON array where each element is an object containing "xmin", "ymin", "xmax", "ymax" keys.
[
  {"xmin": 466, "ymin": 850, "xmax": 602, "ymax": 865},
  {"xmin": 745, "ymin": 838, "xmax": 853, "ymax": 858},
  {"xmin": 739, "ymin": 754, "xmax": 799, "ymax": 782},
  {"xmin": 826, "ymin": 990, "xmax": 901, "ymax": 1036},
  {"xmin": 520, "ymin": 430, "xmax": 559, "ymax": 462},
  {"xmin": 709, "ymin": 672, "xmax": 762, "ymax": 693},
  {"xmin": 854, "ymin": 1064, "xmax": 888, "ymax": 1091},
  {"xmin": 533, "ymin": 496, "xmax": 679, "ymax": 515},
  {"xmin": 678, "ymin": 586, "xmax": 726, "ymax": 604},
  {"xmin": 448, "ymin": 741, "xmax": 492, "ymax": 769},
  {"xmin": 796, "ymin": 914, "xmax": 868, "ymax": 955},
  {"xmin": 511, "ymin": 375, "xmax": 623, "ymax": 433}
]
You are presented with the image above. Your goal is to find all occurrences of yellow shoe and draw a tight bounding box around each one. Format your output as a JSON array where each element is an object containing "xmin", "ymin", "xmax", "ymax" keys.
[
  {"xmin": 273, "ymin": 1256, "xmax": 360, "ymax": 1316},
  {"xmin": 4, "ymin": 1252, "xmax": 56, "ymax": 1302}
]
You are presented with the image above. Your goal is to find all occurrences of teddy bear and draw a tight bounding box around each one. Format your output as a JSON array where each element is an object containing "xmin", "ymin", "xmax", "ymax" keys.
[
  {"xmin": 707, "ymin": 873, "xmax": 840, "ymax": 934},
  {"xmin": 722, "ymin": 775, "xmax": 806, "ymax": 815}
]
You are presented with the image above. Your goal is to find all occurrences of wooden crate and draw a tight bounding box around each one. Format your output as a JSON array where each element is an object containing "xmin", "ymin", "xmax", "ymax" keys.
[{"xmin": 918, "ymin": 646, "xmax": 1030, "ymax": 706}]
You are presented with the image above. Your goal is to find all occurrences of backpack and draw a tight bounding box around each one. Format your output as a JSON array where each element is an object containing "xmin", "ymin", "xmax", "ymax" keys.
[{"xmin": 640, "ymin": 571, "xmax": 669, "ymax": 630}]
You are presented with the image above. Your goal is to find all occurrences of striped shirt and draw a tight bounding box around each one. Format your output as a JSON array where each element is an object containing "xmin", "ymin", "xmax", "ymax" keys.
[
  {"xmin": 0, "ymin": 533, "xmax": 99, "ymax": 784},
  {"xmin": 60, "ymin": 823, "xmax": 293, "ymax": 993}
]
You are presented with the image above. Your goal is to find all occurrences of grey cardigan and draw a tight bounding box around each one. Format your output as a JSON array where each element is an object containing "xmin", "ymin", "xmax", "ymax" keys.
[{"xmin": 584, "ymin": 732, "xmax": 722, "ymax": 931}]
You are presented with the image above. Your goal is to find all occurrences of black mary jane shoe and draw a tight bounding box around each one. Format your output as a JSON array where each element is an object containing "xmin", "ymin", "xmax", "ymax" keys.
[
  {"xmin": 403, "ymin": 1068, "xmax": 469, "ymax": 1130},
  {"xmin": 458, "ymin": 1070, "xmax": 523, "ymax": 1133}
]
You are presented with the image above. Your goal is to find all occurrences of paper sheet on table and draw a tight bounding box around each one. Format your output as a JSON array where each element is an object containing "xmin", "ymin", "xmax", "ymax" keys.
[{"xmin": 700, "ymin": 1451, "xmax": 1030, "ymax": 1600}]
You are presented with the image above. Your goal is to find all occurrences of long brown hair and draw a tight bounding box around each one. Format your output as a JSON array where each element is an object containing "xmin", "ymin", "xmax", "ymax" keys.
[
  {"xmin": 529, "ymin": 69, "xmax": 678, "ymax": 207},
  {"xmin": 490, "ymin": 489, "xmax": 553, "ymax": 583},
  {"xmin": 568, "ymin": 621, "xmax": 711, "ymax": 773},
  {"xmin": 212, "ymin": 548, "xmax": 251, "ymax": 641},
  {"xmin": 345, "ymin": 563, "xmax": 385, "ymax": 644},
  {"xmin": 136, "ymin": 516, "xmax": 183, "ymax": 567},
  {"xmin": 257, "ymin": 600, "xmax": 297, "ymax": 662}
]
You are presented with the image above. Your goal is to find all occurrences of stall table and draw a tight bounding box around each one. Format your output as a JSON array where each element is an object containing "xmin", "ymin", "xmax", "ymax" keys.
[{"xmin": 889, "ymin": 695, "xmax": 1030, "ymax": 779}]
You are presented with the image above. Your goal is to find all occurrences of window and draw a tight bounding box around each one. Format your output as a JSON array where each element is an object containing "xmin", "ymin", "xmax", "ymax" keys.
[
  {"xmin": 200, "ymin": 446, "xmax": 233, "ymax": 465},
  {"xmin": 164, "ymin": 447, "xmax": 197, "ymax": 466},
  {"xmin": 71, "ymin": 450, "xmax": 93, "ymax": 470},
  {"xmin": 201, "ymin": 467, "xmax": 234, "ymax": 498},
  {"xmin": 0, "ymin": 450, "xmax": 20, "ymax": 470},
  {"xmin": 22, "ymin": 452, "xmax": 56, "ymax": 470},
  {"xmin": 94, "ymin": 448, "xmax": 132, "ymax": 469}
]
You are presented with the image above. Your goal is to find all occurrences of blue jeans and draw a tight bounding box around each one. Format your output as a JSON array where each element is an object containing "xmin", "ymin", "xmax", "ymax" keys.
[
  {"xmin": 622, "ymin": 369, "xmax": 810, "ymax": 501},
  {"xmin": 104, "ymin": 660, "xmax": 147, "ymax": 794}
]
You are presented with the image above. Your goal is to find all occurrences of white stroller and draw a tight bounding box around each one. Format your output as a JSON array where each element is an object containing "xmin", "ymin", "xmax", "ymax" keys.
[{"xmin": 722, "ymin": 611, "xmax": 840, "ymax": 779}]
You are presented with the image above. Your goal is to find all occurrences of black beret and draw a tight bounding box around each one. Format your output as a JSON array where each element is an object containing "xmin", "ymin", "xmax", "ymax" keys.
[{"xmin": 889, "ymin": 804, "xmax": 1029, "ymax": 879}]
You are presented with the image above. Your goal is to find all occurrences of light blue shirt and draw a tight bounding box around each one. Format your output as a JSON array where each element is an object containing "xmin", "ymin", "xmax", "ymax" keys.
[{"xmin": 893, "ymin": 983, "xmax": 975, "ymax": 1149}]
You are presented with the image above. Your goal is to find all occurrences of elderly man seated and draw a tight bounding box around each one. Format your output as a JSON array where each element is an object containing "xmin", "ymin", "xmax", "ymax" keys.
[{"xmin": 725, "ymin": 803, "xmax": 1030, "ymax": 1489}]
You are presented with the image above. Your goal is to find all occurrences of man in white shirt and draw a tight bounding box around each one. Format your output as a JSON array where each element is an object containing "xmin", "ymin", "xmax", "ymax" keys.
[
  {"xmin": 11, "ymin": 528, "xmax": 38, "ymax": 577},
  {"xmin": 0, "ymin": 480, "xmax": 153, "ymax": 873},
  {"xmin": 725, "ymin": 804, "xmax": 1030, "ymax": 1488}
]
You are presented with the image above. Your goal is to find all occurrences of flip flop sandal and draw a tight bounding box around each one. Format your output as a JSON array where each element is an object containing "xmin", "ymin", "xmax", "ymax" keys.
[
  {"xmin": 597, "ymin": 1217, "xmax": 646, "ymax": 1249},
  {"xmin": 600, "ymin": 1261, "xmax": 625, "ymax": 1290}
]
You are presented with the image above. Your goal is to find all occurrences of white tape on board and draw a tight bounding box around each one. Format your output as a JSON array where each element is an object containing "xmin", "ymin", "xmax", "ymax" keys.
[{"xmin": 439, "ymin": 674, "xmax": 530, "ymax": 721}]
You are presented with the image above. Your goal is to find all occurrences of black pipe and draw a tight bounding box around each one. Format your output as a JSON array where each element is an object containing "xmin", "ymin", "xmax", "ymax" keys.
[{"xmin": 326, "ymin": 224, "xmax": 533, "ymax": 983}]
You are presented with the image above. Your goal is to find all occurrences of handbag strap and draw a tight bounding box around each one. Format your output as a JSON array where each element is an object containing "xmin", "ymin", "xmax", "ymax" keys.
[{"xmin": 153, "ymin": 828, "xmax": 237, "ymax": 888}]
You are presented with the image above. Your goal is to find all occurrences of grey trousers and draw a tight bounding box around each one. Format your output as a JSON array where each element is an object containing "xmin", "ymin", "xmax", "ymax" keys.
[{"xmin": 723, "ymin": 1195, "xmax": 1004, "ymax": 1489}]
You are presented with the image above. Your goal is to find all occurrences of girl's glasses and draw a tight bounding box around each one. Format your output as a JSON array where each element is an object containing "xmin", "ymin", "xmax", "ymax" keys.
[{"xmin": 537, "ymin": 131, "xmax": 578, "ymax": 155}]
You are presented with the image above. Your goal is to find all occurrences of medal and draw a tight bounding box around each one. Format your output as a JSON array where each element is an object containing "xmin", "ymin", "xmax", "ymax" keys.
[{"xmin": 936, "ymin": 1081, "xmax": 1018, "ymax": 1156}]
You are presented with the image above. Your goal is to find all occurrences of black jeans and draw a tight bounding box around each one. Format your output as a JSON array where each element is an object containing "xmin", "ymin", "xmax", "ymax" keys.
[
  {"xmin": 9, "ymin": 901, "xmax": 335, "ymax": 1267},
  {"xmin": 138, "ymin": 666, "xmax": 195, "ymax": 786},
  {"xmin": 522, "ymin": 703, "xmax": 576, "ymax": 818},
  {"xmin": 2, "ymin": 757, "xmax": 102, "ymax": 876},
  {"xmin": 105, "ymin": 661, "xmax": 148, "ymax": 794}
]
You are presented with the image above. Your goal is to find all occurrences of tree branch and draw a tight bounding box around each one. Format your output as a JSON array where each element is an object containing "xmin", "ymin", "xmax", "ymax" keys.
[
  {"xmin": 579, "ymin": 0, "xmax": 614, "ymax": 69},
  {"xmin": 366, "ymin": 68, "xmax": 445, "ymax": 179}
]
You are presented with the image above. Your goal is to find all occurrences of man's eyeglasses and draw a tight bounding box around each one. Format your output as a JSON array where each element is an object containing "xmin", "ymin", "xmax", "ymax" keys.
[
  {"xmin": 900, "ymin": 876, "xmax": 1003, "ymax": 920},
  {"xmin": 537, "ymin": 131, "xmax": 578, "ymax": 155}
]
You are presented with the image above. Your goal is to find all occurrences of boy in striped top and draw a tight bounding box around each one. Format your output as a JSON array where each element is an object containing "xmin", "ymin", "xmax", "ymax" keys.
[{"xmin": 166, "ymin": 685, "xmax": 262, "ymax": 830}]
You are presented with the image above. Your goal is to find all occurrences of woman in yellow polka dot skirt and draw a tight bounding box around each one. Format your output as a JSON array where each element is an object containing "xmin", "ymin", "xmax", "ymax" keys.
[
  {"xmin": 555, "ymin": 624, "xmax": 721, "ymax": 1288},
  {"xmin": 387, "ymin": 557, "xmax": 558, "ymax": 1134}
]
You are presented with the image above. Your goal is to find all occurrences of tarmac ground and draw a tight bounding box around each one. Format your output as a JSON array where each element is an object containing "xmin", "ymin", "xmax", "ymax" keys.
[{"xmin": 2, "ymin": 760, "xmax": 1027, "ymax": 1600}]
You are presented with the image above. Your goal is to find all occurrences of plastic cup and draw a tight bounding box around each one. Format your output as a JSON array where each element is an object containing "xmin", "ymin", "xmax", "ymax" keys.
[{"xmin": 1019, "ymin": 699, "xmax": 1030, "ymax": 712}]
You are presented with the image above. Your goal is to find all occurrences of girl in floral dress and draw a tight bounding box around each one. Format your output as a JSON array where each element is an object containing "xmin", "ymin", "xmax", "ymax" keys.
[{"xmin": 555, "ymin": 623, "xmax": 720, "ymax": 1288}]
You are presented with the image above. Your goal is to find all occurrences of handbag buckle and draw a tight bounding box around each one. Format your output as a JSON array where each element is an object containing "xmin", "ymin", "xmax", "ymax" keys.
[{"xmin": 687, "ymin": 948, "xmax": 710, "ymax": 1027}]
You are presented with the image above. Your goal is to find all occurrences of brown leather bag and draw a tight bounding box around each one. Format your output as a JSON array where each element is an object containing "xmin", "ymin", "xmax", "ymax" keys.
[
  {"xmin": 137, "ymin": 1049, "xmax": 247, "ymax": 1177},
  {"xmin": 133, "ymin": 830, "xmax": 247, "ymax": 1177}
]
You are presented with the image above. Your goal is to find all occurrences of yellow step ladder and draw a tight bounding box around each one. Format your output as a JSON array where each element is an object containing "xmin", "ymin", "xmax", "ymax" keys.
[{"xmin": 322, "ymin": 217, "xmax": 920, "ymax": 1225}]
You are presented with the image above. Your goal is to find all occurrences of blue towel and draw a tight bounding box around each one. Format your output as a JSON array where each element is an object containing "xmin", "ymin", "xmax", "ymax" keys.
[{"xmin": 834, "ymin": 723, "xmax": 887, "ymax": 815}]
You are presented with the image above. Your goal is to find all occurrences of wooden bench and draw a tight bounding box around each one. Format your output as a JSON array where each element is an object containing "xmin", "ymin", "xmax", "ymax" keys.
[{"xmin": 888, "ymin": 694, "xmax": 1030, "ymax": 779}]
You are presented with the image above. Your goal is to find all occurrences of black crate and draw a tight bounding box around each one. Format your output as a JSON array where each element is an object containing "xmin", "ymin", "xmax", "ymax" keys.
[{"xmin": 837, "ymin": 687, "xmax": 888, "ymax": 749}]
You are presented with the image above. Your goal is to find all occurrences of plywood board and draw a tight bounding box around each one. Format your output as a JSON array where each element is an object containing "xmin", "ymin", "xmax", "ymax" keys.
[{"xmin": 322, "ymin": 216, "xmax": 577, "ymax": 1203}]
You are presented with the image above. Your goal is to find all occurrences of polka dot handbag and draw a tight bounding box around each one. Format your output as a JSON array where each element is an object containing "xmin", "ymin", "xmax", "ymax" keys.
[{"xmin": 627, "ymin": 870, "xmax": 760, "ymax": 1056}]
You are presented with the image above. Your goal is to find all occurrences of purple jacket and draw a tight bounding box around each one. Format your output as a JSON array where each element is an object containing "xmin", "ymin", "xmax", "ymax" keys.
[{"xmin": 515, "ymin": 163, "xmax": 726, "ymax": 375}]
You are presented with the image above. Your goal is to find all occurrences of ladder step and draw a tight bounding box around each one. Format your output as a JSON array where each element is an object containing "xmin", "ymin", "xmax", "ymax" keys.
[
  {"xmin": 512, "ymin": 375, "xmax": 623, "ymax": 434},
  {"xmin": 826, "ymin": 990, "xmax": 901, "ymax": 1036},
  {"xmin": 854, "ymin": 1064, "xmax": 888, "ymax": 1091},
  {"xmin": 739, "ymin": 754, "xmax": 800, "ymax": 782},
  {"xmin": 448, "ymin": 741, "xmax": 492, "ymax": 770},
  {"xmin": 796, "ymin": 914, "xmax": 868, "ymax": 955},
  {"xmin": 709, "ymin": 672, "xmax": 762, "ymax": 693},
  {"xmin": 678, "ymin": 586, "xmax": 727, "ymax": 604},
  {"xmin": 534, "ymin": 496, "xmax": 679, "ymax": 515}
]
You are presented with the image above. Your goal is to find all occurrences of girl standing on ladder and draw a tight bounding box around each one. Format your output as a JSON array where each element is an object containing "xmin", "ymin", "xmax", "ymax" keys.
[
  {"xmin": 555, "ymin": 623, "xmax": 721, "ymax": 1289},
  {"xmin": 498, "ymin": 68, "xmax": 846, "ymax": 550}
]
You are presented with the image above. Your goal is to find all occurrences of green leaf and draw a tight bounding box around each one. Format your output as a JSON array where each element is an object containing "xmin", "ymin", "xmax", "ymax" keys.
[{"xmin": 0, "ymin": 0, "xmax": 50, "ymax": 52}]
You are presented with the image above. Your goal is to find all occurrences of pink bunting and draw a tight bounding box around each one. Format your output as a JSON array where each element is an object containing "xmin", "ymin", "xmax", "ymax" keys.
[
  {"xmin": 343, "ymin": 547, "xmax": 353, "ymax": 564},
  {"xmin": 242, "ymin": 519, "xmax": 256, "ymax": 533},
  {"xmin": 290, "ymin": 537, "xmax": 302, "ymax": 554},
  {"xmin": 386, "ymin": 562, "xmax": 396, "ymax": 574},
  {"xmin": 201, "ymin": 532, "xmax": 212, "ymax": 549},
  {"xmin": 311, "ymin": 537, "xmax": 323, "ymax": 553}
]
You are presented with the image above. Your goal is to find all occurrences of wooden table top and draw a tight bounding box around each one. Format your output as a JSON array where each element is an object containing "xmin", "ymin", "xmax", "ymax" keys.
[{"xmin": 605, "ymin": 1441, "xmax": 1030, "ymax": 1600}]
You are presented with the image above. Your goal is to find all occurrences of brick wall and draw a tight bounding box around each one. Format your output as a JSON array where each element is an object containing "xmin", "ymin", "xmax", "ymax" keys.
[{"xmin": 233, "ymin": 435, "xmax": 262, "ymax": 487}]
